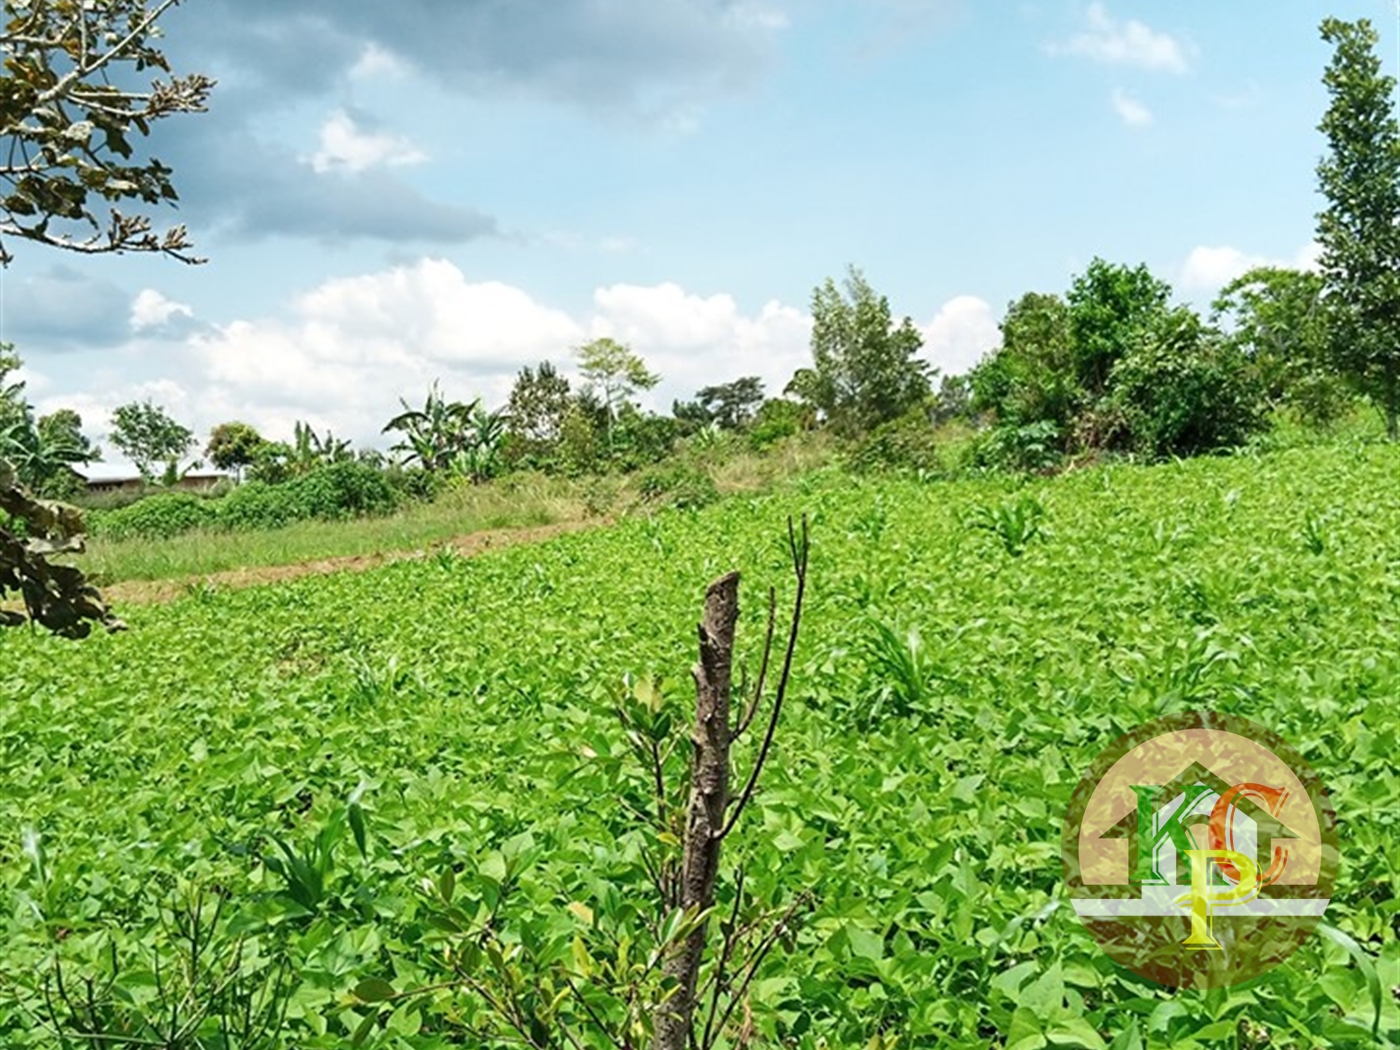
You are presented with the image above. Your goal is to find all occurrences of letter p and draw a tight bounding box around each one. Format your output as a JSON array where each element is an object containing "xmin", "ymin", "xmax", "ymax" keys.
[{"xmin": 1179, "ymin": 849, "xmax": 1260, "ymax": 951}]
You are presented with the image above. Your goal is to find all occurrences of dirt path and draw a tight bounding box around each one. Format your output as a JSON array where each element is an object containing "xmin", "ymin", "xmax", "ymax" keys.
[{"xmin": 101, "ymin": 518, "xmax": 604, "ymax": 606}]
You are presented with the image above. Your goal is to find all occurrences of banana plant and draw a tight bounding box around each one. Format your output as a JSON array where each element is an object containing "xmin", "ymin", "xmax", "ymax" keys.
[{"xmin": 383, "ymin": 382, "xmax": 480, "ymax": 473}]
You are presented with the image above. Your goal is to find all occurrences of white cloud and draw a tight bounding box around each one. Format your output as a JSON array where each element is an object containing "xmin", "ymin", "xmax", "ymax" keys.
[
  {"xmin": 1050, "ymin": 3, "xmax": 1190, "ymax": 74},
  {"xmin": 1178, "ymin": 242, "xmax": 1322, "ymax": 294},
  {"xmin": 589, "ymin": 282, "xmax": 811, "ymax": 401},
  {"xmin": 309, "ymin": 110, "xmax": 429, "ymax": 175},
  {"xmin": 1179, "ymin": 246, "xmax": 1275, "ymax": 292},
  {"xmin": 350, "ymin": 43, "xmax": 410, "ymax": 80},
  {"xmin": 919, "ymin": 296, "xmax": 999, "ymax": 376},
  {"xmin": 40, "ymin": 260, "xmax": 1008, "ymax": 450},
  {"xmin": 1111, "ymin": 88, "xmax": 1153, "ymax": 127},
  {"xmin": 130, "ymin": 289, "xmax": 194, "ymax": 332}
]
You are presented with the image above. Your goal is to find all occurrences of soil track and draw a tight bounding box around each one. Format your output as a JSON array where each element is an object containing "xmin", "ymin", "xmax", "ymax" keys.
[{"xmin": 101, "ymin": 519, "xmax": 603, "ymax": 606}]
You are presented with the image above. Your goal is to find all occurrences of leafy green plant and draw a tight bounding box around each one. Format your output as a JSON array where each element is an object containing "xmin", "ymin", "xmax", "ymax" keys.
[
  {"xmin": 638, "ymin": 464, "xmax": 720, "ymax": 511},
  {"xmin": 968, "ymin": 493, "xmax": 1046, "ymax": 555}
]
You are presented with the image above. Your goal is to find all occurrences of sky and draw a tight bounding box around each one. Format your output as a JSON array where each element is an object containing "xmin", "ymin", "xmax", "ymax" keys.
[{"xmin": 1, "ymin": 0, "xmax": 1394, "ymax": 474}]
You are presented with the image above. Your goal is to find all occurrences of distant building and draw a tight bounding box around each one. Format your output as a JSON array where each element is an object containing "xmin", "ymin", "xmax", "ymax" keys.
[{"xmin": 80, "ymin": 472, "xmax": 230, "ymax": 495}]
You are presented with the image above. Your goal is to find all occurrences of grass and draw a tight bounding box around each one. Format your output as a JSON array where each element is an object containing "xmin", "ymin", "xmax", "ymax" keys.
[
  {"xmin": 76, "ymin": 472, "xmax": 590, "ymax": 584},
  {"xmin": 74, "ymin": 435, "xmax": 838, "ymax": 585}
]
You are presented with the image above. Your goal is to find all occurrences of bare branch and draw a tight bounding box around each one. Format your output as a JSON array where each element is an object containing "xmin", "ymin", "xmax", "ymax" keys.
[{"xmin": 717, "ymin": 516, "xmax": 809, "ymax": 841}]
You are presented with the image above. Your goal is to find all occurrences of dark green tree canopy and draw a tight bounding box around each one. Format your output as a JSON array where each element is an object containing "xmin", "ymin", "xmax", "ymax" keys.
[
  {"xmin": 1066, "ymin": 258, "xmax": 1172, "ymax": 401},
  {"xmin": 205, "ymin": 421, "xmax": 266, "ymax": 474},
  {"xmin": 675, "ymin": 376, "xmax": 765, "ymax": 431},
  {"xmin": 1315, "ymin": 16, "xmax": 1400, "ymax": 439},
  {"xmin": 971, "ymin": 291, "xmax": 1076, "ymax": 431},
  {"xmin": 507, "ymin": 361, "xmax": 572, "ymax": 447}
]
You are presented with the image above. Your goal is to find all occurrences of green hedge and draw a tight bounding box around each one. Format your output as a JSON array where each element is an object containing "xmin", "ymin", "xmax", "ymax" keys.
[{"xmin": 90, "ymin": 462, "xmax": 399, "ymax": 541}]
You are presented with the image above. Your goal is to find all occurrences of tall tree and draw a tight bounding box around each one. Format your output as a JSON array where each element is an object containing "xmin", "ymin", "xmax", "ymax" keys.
[
  {"xmin": 0, "ymin": 0, "xmax": 213, "ymax": 263},
  {"xmin": 1316, "ymin": 17, "xmax": 1400, "ymax": 439},
  {"xmin": 971, "ymin": 291, "xmax": 1077, "ymax": 433},
  {"xmin": 506, "ymin": 361, "xmax": 572, "ymax": 455},
  {"xmin": 1211, "ymin": 267, "xmax": 1348, "ymax": 425},
  {"xmin": 576, "ymin": 338, "xmax": 659, "ymax": 418},
  {"xmin": 683, "ymin": 377, "xmax": 765, "ymax": 430},
  {"xmin": 806, "ymin": 266, "xmax": 931, "ymax": 434},
  {"xmin": 1065, "ymin": 258, "xmax": 1172, "ymax": 402},
  {"xmin": 575, "ymin": 338, "xmax": 659, "ymax": 447},
  {"xmin": 109, "ymin": 400, "xmax": 194, "ymax": 482}
]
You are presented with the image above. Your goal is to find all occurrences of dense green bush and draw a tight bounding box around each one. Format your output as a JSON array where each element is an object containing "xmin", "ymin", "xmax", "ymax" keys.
[
  {"xmin": 91, "ymin": 492, "xmax": 219, "ymax": 540},
  {"xmin": 847, "ymin": 410, "xmax": 947, "ymax": 476},
  {"xmin": 967, "ymin": 420, "xmax": 1064, "ymax": 473},
  {"xmin": 1110, "ymin": 309, "xmax": 1265, "ymax": 458},
  {"xmin": 91, "ymin": 462, "xmax": 399, "ymax": 540},
  {"xmin": 637, "ymin": 463, "xmax": 719, "ymax": 510},
  {"xmin": 291, "ymin": 460, "xmax": 397, "ymax": 519},
  {"xmin": 216, "ymin": 479, "xmax": 306, "ymax": 532}
]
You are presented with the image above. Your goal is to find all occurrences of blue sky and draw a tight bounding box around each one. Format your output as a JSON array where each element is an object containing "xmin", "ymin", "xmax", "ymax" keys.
[{"xmin": 1, "ymin": 0, "xmax": 1391, "ymax": 470}]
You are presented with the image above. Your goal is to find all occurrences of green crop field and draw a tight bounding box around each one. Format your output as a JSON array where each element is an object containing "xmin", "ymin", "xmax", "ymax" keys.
[{"xmin": 1, "ymin": 443, "xmax": 1397, "ymax": 1049}]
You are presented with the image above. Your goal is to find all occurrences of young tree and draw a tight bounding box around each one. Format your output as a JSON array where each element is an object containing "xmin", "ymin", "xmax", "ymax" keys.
[
  {"xmin": 110, "ymin": 400, "xmax": 194, "ymax": 482},
  {"xmin": 1211, "ymin": 267, "xmax": 1349, "ymax": 426},
  {"xmin": 1316, "ymin": 17, "xmax": 1400, "ymax": 439},
  {"xmin": 506, "ymin": 361, "xmax": 572, "ymax": 462},
  {"xmin": 806, "ymin": 266, "xmax": 931, "ymax": 435},
  {"xmin": 0, "ymin": 0, "xmax": 213, "ymax": 263},
  {"xmin": 576, "ymin": 337, "xmax": 660, "ymax": 433},
  {"xmin": 383, "ymin": 382, "xmax": 478, "ymax": 473},
  {"xmin": 971, "ymin": 291, "xmax": 1077, "ymax": 433},
  {"xmin": 205, "ymin": 421, "xmax": 266, "ymax": 480},
  {"xmin": 0, "ymin": 411, "xmax": 96, "ymax": 497}
]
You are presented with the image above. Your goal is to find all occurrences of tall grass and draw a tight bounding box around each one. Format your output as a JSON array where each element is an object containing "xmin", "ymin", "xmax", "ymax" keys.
[
  {"xmin": 78, "ymin": 473, "xmax": 589, "ymax": 583},
  {"xmin": 74, "ymin": 436, "xmax": 839, "ymax": 585}
]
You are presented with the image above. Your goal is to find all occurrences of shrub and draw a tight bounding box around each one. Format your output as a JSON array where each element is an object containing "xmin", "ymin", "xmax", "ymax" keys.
[
  {"xmin": 748, "ymin": 398, "xmax": 810, "ymax": 450},
  {"xmin": 968, "ymin": 420, "xmax": 1064, "ymax": 473},
  {"xmin": 290, "ymin": 461, "xmax": 397, "ymax": 520},
  {"xmin": 91, "ymin": 492, "xmax": 218, "ymax": 540},
  {"xmin": 217, "ymin": 480, "xmax": 307, "ymax": 532},
  {"xmin": 1110, "ymin": 309, "xmax": 1265, "ymax": 459},
  {"xmin": 636, "ymin": 464, "xmax": 719, "ymax": 511},
  {"xmin": 848, "ymin": 410, "xmax": 946, "ymax": 476}
]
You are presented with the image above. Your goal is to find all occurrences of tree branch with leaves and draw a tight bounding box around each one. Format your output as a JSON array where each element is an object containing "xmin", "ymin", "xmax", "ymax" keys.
[{"xmin": 0, "ymin": 0, "xmax": 213, "ymax": 263}]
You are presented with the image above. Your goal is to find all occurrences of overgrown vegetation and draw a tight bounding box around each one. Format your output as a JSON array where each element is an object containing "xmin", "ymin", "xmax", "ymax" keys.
[{"xmin": 2, "ymin": 444, "xmax": 1394, "ymax": 1047}]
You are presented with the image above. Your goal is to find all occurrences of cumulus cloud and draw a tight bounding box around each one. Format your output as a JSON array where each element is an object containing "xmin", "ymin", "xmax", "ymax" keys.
[
  {"xmin": 919, "ymin": 296, "xmax": 999, "ymax": 376},
  {"xmin": 1111, "ymin": 88, "xmax": 1153, "ymax": 127},
  {"xmin": 1050, "ymin": 3, "xmax": 1190, "ymax": 74},
  {"xmin": 130, "ymin": 289, "xmax": 194, "ymax": 332},
  {"xmin": 1178, "ymin": 242, "xmax": 1322, "ymax": 294},
  {"xmin": 309, "ymin": 110, "xmax": 428, "ymax": 174},
  {"xmin": 589, "ymin": 282, "xmax": 811, "ymax": 400},
  {"xmin": 32, "ymin": 259, "xmax": 1005, "ymax": 450}
]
